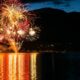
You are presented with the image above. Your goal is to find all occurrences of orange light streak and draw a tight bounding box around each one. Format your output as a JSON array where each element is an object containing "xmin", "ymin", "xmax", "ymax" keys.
[
  {"xmin": 0, "ymin": 55, "xmax": 4, "ymax": 80},
  {"xmin": 18, "ymin": 54, "xmax": 25, "ymax": 80},
  {"xmin": 0, "ymin": 53, "xmax": 30, "ymax": 80},
  {"xmin": 31, "ymin": 53, "xmax": 38, "ymax": 80},
  {"xmin": 8, "ymin": 54, "xmax": 17, "ymax": 80}
]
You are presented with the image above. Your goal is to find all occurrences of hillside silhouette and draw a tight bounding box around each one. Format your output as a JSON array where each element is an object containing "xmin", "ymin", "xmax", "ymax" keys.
[{"xmin": 21, "ymin": 8, "xmax": 80, "ymax": 51}]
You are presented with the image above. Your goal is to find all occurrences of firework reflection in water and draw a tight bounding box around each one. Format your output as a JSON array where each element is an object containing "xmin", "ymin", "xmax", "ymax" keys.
[
  {"xmin": 0, "ymin": 53, "xmax": 30, "ymax": 80},
  {"xmin": 31, "ymin": 53, "xmax": 38, "ymax": 80}
]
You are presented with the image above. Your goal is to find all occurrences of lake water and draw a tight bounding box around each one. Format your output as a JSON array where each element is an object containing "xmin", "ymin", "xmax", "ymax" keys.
[{"xmin": 0, "ymin": 52, "xmax": 80, "ymax": 80}]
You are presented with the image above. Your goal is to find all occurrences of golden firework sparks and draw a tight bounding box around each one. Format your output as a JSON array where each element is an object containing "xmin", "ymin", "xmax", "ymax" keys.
[
  {"xmin": 0, "ymin": 2, "xmax": 30, "ymax": 52},
  {"xmin": 0, "ymin": 0, "xmax": 40, "ymax": 52}
]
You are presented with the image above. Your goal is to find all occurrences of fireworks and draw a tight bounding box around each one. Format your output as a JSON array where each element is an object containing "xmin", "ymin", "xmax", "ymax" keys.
[
  {"xmin": 0, "ymin": 0, "xmax": 40, "ymax": 52},
  {"xmin": 0, "ymin": 4, "xmax": 29, "ymax": 41},
  {"xmin": 26, "ymin": 27, "xmax": 40, "ymax": 41}
]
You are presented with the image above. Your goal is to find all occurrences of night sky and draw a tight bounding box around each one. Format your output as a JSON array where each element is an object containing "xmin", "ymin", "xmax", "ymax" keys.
[{"xmin": 22, "ymin": 0, "xmax": 80, "ymax": 12}]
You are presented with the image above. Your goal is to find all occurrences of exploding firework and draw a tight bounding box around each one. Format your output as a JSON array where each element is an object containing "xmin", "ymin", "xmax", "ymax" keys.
[
  {"xmin": 26, "ymin": 27, "xmax": 40, "ymax": 41},
  {"xmin": 0, "ymin": 0, "xmax": 40, "ymax": 52},
  {"xmin": 0, "ymin": 3, "xmax": 30, "ymax": 52},
  {"xmin": 1, "ymin": 4, "xmax": 29, "ymax": 40}
]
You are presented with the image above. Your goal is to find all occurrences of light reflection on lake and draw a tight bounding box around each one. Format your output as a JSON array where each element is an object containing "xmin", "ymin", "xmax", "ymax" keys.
[{"xmin": 0, "ymin": 53, "xmax": 31, "ymax": 80}]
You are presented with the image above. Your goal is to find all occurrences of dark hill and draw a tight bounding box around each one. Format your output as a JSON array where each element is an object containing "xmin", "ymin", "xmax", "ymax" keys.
[
  {"xmin": 22, "ymin": 8, "xmax": 80, "ymax": 51},
  {"xmin": 31, "ymin": 8, "xmax": 80, "ymax": 43}
]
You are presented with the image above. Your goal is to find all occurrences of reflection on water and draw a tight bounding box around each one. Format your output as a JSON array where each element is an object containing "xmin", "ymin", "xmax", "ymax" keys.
[
  {"xmin": 31, "ymin": 53, "xmax": 38, "ymax": 80},
  {"xmin": 0, "ymin": 53, "xmax": 31, "ymax": 80}
]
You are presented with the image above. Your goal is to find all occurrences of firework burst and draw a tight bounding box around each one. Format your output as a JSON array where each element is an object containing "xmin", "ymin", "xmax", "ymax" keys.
[
  {"xmin": 0, "ymin": 0, "xmax": 40, "ymax": 52},
  {"xmin": 26, "ymin": 27, "xmax": 40, "ymax": 41}
]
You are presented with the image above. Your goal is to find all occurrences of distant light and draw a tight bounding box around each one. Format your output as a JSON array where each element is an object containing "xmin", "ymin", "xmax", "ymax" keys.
[{"xmin": 50, "ymin": 44, "xmax": 54, "ymax": 47}]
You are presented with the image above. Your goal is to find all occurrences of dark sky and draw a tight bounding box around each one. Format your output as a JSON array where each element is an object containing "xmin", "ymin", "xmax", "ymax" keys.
[
  {"xmin": 22, "ymin": 0, "xmax": 71, "ymax": 3},
  {"xmin": 23, "ymin": 0, "xmax": 80, "ymax": 12},
  {"xmin": 22, "ymin": 0, "xmax": 71, "ymax": 2}
]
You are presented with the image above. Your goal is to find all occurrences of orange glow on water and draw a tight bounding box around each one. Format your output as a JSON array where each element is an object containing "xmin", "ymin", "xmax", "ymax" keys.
[
  {"xmin": 0, "ymin": 55, "xmax": 4, "ymax": 80},
  {"xmin": 0, "ymin": 53, "xmax": 30, "ymax": 80},
  {"xmin": 31, "ymin": 53, "xmax": 38, "ymax": 80}
]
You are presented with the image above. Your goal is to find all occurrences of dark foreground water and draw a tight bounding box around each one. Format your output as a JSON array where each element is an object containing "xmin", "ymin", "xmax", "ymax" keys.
[
  {"xmin": 0, "ymin": 52, "xmax": 80, "ymax": 80},
  {"xmin": 37, "ymin": 52, "xmax": 80, "ymax": 80}
]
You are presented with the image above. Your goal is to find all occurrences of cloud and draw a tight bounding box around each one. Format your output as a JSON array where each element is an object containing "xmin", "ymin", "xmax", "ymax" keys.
[
  {"xmin": 22, "ymin": 0, "xmax": 73, "ymax": 6},
  {"xmin": 53, "ymin": 0, "xmax": 73, "ymax": 5}
]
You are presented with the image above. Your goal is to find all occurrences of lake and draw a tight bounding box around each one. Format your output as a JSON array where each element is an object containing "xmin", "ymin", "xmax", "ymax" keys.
[{"xmin": 0, "ymin": 52, "xmax": 80, "ymax": 80}]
